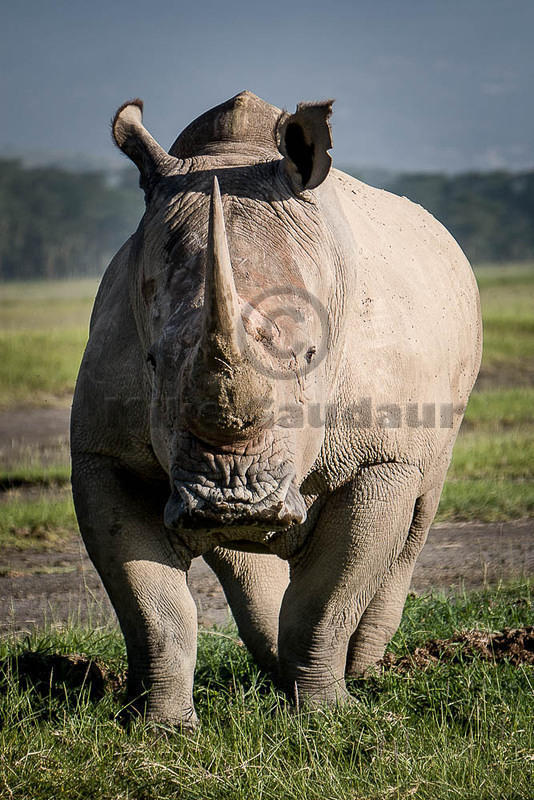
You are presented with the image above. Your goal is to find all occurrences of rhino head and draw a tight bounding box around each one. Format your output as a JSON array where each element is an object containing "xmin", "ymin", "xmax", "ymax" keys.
[{"xmin": 112, "ymin": 91, "xmax": 346, "ymax": 539}]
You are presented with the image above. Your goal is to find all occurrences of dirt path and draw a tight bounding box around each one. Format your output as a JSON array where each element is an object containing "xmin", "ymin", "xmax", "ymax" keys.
[
  {"xmin": 0, "ymin": 406, "xmax": 71, "ymax": 447},
  {"xmin": 0, "ymin": 407, "xmax": 532, "ymax": 634},
  {"xmin": 1, "ymin": 520, "xmax": 532, "ymax": 635},
  {"xmin": 0, "ymin": 406, "xmax": 70, "ymax": 468}
]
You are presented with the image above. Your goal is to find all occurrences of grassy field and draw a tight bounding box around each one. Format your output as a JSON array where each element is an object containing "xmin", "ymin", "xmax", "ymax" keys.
[
  {"xmin": 439, "ymin": 386, "xmax": 534, "ymax": 521},
  {"xmin": 0, "ymin": 278, "xmax": 97, "ymax": 409},
  {"xmin": 1, "ymin": 582, "xmax": 532, "ymax": 799},
  {"xmin": 0, "ymin": 488, "xmax": 75, "ymax": 551},
  {"xmin": 475, "ymin": 266, "xmax": 534, "ymax": 385}
]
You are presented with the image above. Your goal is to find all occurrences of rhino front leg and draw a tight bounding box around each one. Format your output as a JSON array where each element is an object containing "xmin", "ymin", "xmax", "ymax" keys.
[
  {"xmin": 346, "ymin": 485, "xmax": 443, "ymax": 677},
  {"xmin": 278, "ymin": 464, "xmax": 421, "ymax": 707},
  {"xmin": 204, "ymin": 548, "xmax": 289, "ymax": 675},
  {"xmin": 71, "ymin": 454, "xmax": 198, "ymax": 729}
]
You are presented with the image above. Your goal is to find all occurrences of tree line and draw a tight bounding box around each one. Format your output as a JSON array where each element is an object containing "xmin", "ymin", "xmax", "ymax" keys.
[
  {"xmin": 0, "ymin": 158, "xmax": 533, "ymax": 280},
  {"xmin": 0, "ymin": 160, "xmax": 143, "ymax": 280}
]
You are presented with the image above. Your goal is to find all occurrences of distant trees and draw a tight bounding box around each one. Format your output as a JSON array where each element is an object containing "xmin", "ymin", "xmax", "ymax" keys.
[
  {"xmin": 0, "ymin": 160, "xmax": 143, "ymax": 280},
  {"xmin": 0, "ymin": 159, "xmax": 533, "ymax": 280}
]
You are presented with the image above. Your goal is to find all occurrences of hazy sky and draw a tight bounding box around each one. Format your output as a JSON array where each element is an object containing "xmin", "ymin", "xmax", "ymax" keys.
[{"xmin": 2, "ymin": 0, "xmax": 533, "ymax": 172}]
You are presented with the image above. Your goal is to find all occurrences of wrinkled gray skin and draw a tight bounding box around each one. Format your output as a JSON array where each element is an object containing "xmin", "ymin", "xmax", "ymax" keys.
[{"xmin": 71, "ymin": 91, "xmax": 481, "ymax": 728}]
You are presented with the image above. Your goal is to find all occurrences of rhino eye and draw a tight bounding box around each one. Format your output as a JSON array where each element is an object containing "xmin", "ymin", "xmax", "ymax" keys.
[{"xmin": 305, "ymin": 346, "xmax": 316, "ymax": 364}]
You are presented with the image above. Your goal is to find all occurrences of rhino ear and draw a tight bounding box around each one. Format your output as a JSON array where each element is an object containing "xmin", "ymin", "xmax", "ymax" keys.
[
  {"xmin": 112, "ymin": 100, "xmax": 172, "ymax": 194},
  {"xmin": 277, "ymin": 100, "xmax": 334, "ymax": 192}
]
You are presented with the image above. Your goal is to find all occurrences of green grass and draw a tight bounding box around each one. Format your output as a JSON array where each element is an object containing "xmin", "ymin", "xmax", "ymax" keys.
[
  {"xmin": 474, "ymin": 261, "xmax": 534, "ymax": 293},
  {"xmin": 463, "ymin": 387, "xmax": 534, "ymax": 430},
  {"xmin": 435, "ymin": 424, "xmax": 534, "ymax": 522},
  {"xmin": 8, "ymin": 384, "xmax": 530, "ymax": 535},
  {"xmin": 0, "ymin": 278, "xmax": 97, "ymax": 409},
  {"xmin": 434, "ymin": 384, "xmax": 534, "ymax": 521},
  {"xmin": 0, "ymin": 489, "xmax": 76, "ymax": 550},
  {"xmin": 448, "ymin": 430, "xmax": 533, "ymax": 480},
  {"xmin": 0, "ymin": 328, "xmax": 88, "ymax": 409},
  {"xmin": 0, "ymin": 274, "xmax": 532, "ymax": 796},
  {"xmin": 0, "ymin": 439, "xmax": 71, "ymax": 486},
  {"xmin": 437, "ymin": 479, "xmax": 534, "ymax": 522},
  {"xmin": 480, "ymin": 323, "xmax": 534, "ymax": 386},
  {"xmin": 0, "ymin": 582, "xmax": 532, "ymax": 799},
  {"xmin": 0, "ymin": 296, "xmax": 96, "ymax": 331},
  {"xmin": 0, "ymin": 461, "xmax": 71, "ymax": 489},
  {"xmin": 475, "ymin": 264, "xmax": 534, "ymax": 386},
  {"xmin": 436, "ymin": 345, "xmax": 534, "ymax": 520},
  {"xmin": 483, "ymin": 316, "xmax": 534, "ymax": 362},
  {"xmin": 1, "ymin": 266, "xmax": 533, "ymax": 407}
]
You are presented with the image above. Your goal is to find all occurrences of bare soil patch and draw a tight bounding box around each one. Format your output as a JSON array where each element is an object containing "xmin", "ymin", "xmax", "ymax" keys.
[
  {"xmin": 0, "ymin": 520, "xmax": 532, "ymax": 636},
  {"xmin": 475, "ymin": 363, "xmax": 534, "ymax": 390},
  {"xmin": 0, "ymin": 406, "xmax": 70, "ymax": 469},
  {"xmin": 381, "ymin": 626, "xmax": 534, "ymax": 671},
  {"xmin": 0, "ymin": 539, "xmax": 230, "ymax": 633},
  {"xmin": 0, "ymin": 652, "xmax": 124, "ymax": 700},
  {"xmin": 0, "ymin": 406, "xmax": 532, "ymax": 635}
]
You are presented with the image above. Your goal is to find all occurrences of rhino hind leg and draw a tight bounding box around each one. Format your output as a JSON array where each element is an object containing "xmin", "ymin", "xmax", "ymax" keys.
[
  {"xmin": 345, "ymin": 484, "xmax": 443, "ymax": 678},
  {"xmin": 277, "ymin": 464, "xmax": 423, "ymax": 708},
  {"xmin": 203, "ymin": 548, "xmax": 289, "ymax": 676},
  {"xmin": 71, "ymin": 454, "xmax": 198, "ymax": 730}
]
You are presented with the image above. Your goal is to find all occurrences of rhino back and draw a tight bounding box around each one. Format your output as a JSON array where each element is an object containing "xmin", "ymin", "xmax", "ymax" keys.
[
  {"xmin": 332, "ymin": 169, "xmax": 481, "ymax": 397},
  {"xmin": 309, "ymin": 169, "xmax": 482, "ymax": 491}
]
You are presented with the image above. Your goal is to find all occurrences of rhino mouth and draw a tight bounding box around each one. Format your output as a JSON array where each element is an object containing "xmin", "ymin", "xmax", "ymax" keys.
[{"xmin": 164, "ymin": 431, "xmax": 307, "ymax": 532}]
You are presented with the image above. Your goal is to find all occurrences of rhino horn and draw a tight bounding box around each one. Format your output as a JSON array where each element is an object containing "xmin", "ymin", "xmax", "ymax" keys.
[
  {"xmin": 181, "ymin": 176, "xmax": 274, "ymax": 444},
  {"xmin": 200, "ymin": 176, "xmax": 245, "ymax": 364}
]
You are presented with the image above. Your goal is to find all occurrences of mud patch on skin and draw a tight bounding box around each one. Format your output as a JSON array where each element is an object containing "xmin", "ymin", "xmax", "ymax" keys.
[
  {"xmin": 0, "ymin": 652, "xmax": 125, "ymax": 700},
  {"xmin": 380, "ymin": 626, "xmax": 534, "ymax": 672}
]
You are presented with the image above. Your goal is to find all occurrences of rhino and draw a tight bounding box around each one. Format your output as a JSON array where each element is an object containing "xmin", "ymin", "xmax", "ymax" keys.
[{"xmin": 71, "ymin": 91, "xmax": 481, "ymax": 729}]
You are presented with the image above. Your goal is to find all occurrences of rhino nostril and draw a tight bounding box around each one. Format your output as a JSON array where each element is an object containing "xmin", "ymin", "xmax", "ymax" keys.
[{"xmin": 146, "ymin": 350, "xmax": 157, "ymax": 372}]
